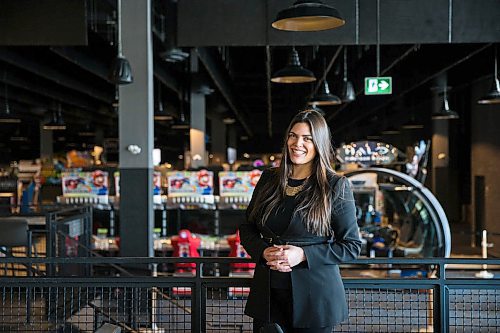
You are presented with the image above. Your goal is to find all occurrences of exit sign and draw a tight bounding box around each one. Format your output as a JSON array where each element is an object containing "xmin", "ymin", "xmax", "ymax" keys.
[{"xmin": 365, "ymin": 77, "xmax": 392, "ymax": 95}]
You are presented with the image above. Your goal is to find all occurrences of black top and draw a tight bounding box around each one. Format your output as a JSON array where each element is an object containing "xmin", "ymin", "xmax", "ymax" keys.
[{"xmin": 266, "ymin": 177, "xmax": 306, "ymax": 289}]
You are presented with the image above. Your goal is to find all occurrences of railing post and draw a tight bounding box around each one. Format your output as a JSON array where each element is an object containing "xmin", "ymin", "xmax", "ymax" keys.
[
  {"xmin": 433, "ymin": 262, "xmax": 449, "ymax": 333},
  {"xmin": 192, "ymin": 261, "xmax": 203, "ymax": 332}
]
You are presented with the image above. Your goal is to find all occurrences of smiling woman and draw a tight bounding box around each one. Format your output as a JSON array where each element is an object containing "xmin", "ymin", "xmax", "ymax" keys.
[{"xmin": 239, "ymin": 109, "xmax": 362, "ymax": 332}]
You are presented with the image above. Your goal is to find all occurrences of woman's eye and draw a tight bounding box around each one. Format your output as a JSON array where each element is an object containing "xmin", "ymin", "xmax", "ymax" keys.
[
  {"xmin": 288, "ymin": 133, "xmax": 296, "ymax": 138},
  {"xmin": 304, "ymin": 137, "xmax": 312, "ymax": 142}
]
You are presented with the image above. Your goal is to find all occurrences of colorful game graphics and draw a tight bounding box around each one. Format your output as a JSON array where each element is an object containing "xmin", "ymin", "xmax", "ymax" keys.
[
  {"xmin": 62, "ymin": 170, "xmax": 109, "ymax": 197},
  {"xmin": 113, "ymin": 171, "xmax": 164, "ymax": 197},
  {"xmin": 167, "ymin": 170, "xmax": 214, "ymax": 196},
  {"xmin": 219, "ymin": 170, "xmax": 262, "ymax": 196}
]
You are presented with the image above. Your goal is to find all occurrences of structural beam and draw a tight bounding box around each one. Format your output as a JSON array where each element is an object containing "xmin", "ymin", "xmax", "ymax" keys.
[{"xmin": 178, "ymin": 0, "xmax": 500, "ymax": 47}]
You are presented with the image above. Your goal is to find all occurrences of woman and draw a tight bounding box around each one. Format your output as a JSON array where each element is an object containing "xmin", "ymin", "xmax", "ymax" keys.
[{"xmin": 239, "ymin": 109, "xmax": 361, "ymax": 333}]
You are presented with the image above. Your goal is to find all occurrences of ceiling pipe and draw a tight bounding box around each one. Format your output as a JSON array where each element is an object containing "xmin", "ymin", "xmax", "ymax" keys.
[
  {"xmin": 332, "ymin": 43, "xmax": 491, "ymax": 133},
  {"xmin": 195, "ymin": 47, "xmax": 253, "ymax": 137}
]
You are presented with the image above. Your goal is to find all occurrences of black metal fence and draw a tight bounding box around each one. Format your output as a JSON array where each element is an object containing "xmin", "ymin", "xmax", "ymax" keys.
[{"xmin": 0, "ymin": 257, "xmax": 498, "ymax": 332}]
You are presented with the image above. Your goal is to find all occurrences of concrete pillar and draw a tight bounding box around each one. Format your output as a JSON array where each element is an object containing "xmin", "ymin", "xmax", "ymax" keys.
[
  {"xmin": 118, "ymin": 0, "xmax": 154, "ymax": 257},
  {"xmin": 189, "ymin": 52, "xmax": 207, "ymax": 169}
]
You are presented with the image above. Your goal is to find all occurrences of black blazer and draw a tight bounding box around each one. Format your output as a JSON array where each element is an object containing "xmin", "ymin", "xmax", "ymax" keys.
[{"xmin": 239, "ymin": 168, "xmax": 362, "ymax": 328}]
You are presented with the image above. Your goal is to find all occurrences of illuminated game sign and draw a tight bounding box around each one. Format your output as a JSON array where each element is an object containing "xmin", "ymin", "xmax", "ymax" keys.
[
  {"xmin": 62, "ymin": 170, "xmax": 109, "ymax": 197},
  {"xmin": 219, "ymin": 170, "xmax": 262, "ymax": 197},
  {"xmin": 167, "ymin": 170, "xmax": 214, "ymax": 196},
  {"xmin": 336, "ymin": 141, "xmax": 399, "ymax": 166}
]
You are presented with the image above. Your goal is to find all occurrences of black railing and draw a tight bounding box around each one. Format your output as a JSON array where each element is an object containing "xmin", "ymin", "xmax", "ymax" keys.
[{"xmin": 0, "ymin": 257, "xmax": 498, "ymax": 332}]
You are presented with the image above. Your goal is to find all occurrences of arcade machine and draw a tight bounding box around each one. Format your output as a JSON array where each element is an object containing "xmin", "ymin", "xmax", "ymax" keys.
[
  {"xmin": 57, "ymin": 170, "xmax": 119, "ymax": 254},
  {"xmin": 337, "ymin": 140, "xmax": 451, "ymax": 277},
  {"xmin": 217, "ymin": 170, "xmax": 262, "ymax": 295}
]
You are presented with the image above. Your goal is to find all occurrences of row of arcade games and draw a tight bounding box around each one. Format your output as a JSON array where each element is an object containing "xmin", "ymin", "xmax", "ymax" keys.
[{"xmin": 54, "ymin": 139, "xmax": 451, "ymax": 283}]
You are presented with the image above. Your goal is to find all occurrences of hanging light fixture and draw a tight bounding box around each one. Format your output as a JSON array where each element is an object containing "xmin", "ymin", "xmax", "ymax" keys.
[
  {"xmin": 43, "ymin": 103, "xmax": 66, "ymax": 130},
  {"xmin": 0, "ymin": 71, "xmax": 21, "ymax": 124},
  {"xmin": 171, "ymin": 103, "xmax": 189, "ymax": 130},
  {"xmin": 401, "ymin": 114, "xmax": 424, "ymax": 129},
  {"xmin": 109, "ymin": 0, "xmax": 133, "ymax": 84},
  {"xmin": 478, "ymin": 45, "xmax": 500, "ymax": 105},
  {"xmin": 154, "ymin": 83, "xmax": 173, "ymax": 121},
  {"xmin": 308, "ymin": 81, "xmax": 341, "ymax": 106},
  {"xmin": 341, "ymin": 47, "xmax": 356, "ymax": 103},
  {"xmin": 381, "ymin": 126, "xmax": 400, "ymax": 135},
  {"xmin": 272, "ymin": 0, "xmax": 345, "ymax": 32},
  {"xmin": 432, "ymin": 87, "xmax": 459, "ymax": 120},
  {"xmin": 78, "ymin": 123, "xmax": 96, "ymax": 137},
  {"xmin": 308, "ymin": 58, "xmax": 341, "ymax": 106},
  {"xmin": 271, "ymin": 47, "xmax": 316, "ymax": 84}
]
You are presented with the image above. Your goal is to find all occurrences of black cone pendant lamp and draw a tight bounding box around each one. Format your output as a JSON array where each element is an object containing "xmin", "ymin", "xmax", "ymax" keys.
[
  {"xmin": 308, "ymin": 80, "xmax": 341, "ymax": 106},
  {"xmin": 271, "ymin": 47, "xmax": 316, "ymax": 84},
  {"xmin": 272, "ymin": 1, "xmax": 345, "ymax": 32},
  {"xmin": 109, "ymin": 0, "xmax": 133, "ymax": 84},
  {"xmin": 309, "ymin": 58, "xmax": 341, "ymax": 106},
  {"xmin": 43, "ymin": 103, "xmax": 66, "ymax": 131},
  {"xmin": 478, "ymin": 45, "xmax": 500, "ymax": 105},
  {"xmin": 432, "ymin": 87, "xmax": 459, "ymax": 120}
]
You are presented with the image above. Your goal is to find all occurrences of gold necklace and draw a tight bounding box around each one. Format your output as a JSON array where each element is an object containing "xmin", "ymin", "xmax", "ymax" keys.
[{"xmin": 285, "ymin": 181, "xmax": 306, "ymax": 196}]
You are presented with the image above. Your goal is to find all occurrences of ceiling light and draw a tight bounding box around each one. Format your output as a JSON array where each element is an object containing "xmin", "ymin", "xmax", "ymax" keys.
[
  {"xmin": 272, "ymin": 0, "xmax": 345, "ymax": 32},
  {"xmin": 43, "ymin": 103, "xmax": 66, "ymax": 130},
  {"xmin": 109, "ymin": 0, "xmax": 133, "ymax": 85},
  {"xmin": 308, "ymin": 80, "xmax": 341, "ymax": 106},
  {"xmin": 432, "ymin": 92, "xmax": 459, "ymax": 120},
  {"xmin": 154, "ymin": 84, "xmax": 174, "ymax": 121},
  {"xmin": 223, "ymin": 117, "xmax": 236, "ymax": 124},
  {"xmin": 477, "ymin": 45, "xmax": 500, "ymax": 105},
  {"xmin": 271, "ymin": 47, "xmax": 316, "ymax": 84},
  {"xmin": 381, "ymin": 126, "xmax": 400, "ymax": 135},
  {"xmin": 171, "ymin": 111, "xmax": 189, "ymax": 130},
  {"xmin": 161, "ymin": 47, "xmax": 189, "ymax": 63},
  {"xmin": 78, "ymin": 124, "xmax": 96, "ymax": 137},
  {"xmin": 401, "ymin": 118, "xmax": 424, "ymax": 129}
]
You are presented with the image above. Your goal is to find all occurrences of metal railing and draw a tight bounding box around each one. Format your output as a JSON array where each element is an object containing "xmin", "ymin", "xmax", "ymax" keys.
[{"xmin": 0, "ymin": 257, "xmax": 498, "ymax": 332}]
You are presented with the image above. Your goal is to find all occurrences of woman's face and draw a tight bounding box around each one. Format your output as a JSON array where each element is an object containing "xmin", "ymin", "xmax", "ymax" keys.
[{"xmin": 287, "ymin": 122, "xmax": 316, "ymax": 167}]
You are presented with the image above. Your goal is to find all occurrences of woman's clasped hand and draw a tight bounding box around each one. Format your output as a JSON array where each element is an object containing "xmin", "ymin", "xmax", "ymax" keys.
[{"xmin": 263, "ymin": 245, "xmax": 306, "ymax": 272}]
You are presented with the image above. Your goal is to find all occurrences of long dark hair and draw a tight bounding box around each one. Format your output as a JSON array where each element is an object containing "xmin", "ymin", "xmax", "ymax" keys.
[{"xmin": 248, "ymin": 109, "xmax": 336, "ymax": 236}]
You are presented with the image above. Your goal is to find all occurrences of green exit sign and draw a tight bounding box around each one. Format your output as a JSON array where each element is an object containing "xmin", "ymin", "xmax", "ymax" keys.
[{"xmin": 365, "ymin": 77, "xmax": 392, "ymax": 95}]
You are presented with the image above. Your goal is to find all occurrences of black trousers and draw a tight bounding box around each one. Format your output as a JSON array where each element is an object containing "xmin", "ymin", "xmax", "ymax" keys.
[{"xmin": 253, "ymin": 288, "xmax": 334, "ymax": 333}]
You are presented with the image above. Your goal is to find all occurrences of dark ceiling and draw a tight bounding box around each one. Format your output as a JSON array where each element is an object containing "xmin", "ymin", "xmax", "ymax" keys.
[{"xmin": 0, "ymin": 0, "xmax": 499, "ymax": 164}]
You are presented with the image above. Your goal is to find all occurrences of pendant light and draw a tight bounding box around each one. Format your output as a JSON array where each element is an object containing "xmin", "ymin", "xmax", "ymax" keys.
[
  {"xmin": 477, "ymin": 45, "xmax": 500, "ymax": 105},
  {"xmin": 109, "ymin": 0, "xmax": 133, "ymax": 84},
  {"xmin": 401, "ymin": 114, "xmax": 424, "ymax": 130},
  {"xmin": 432, "ymin": 86, "xmax": 459, "ymax": 120},
  {"xmin": 271, "ymin": 47, "xmax": 316, "ymax": 84},
  {"xmin": 0, "ymin": 71, "xmax": 21, "ymax": 124},
  {"xmin": 154, "ymin": 82, "xmax": 173, "ymax": 121},
  {"xmin": 308, "ymin": 59, "xmax": 341, "ymax": 106},
  {"xmin": 401, "ymin": 119, "xmax": 424, "ymax": 130},
  {"xmin": 43, "ymin": 103, "xmax": 66, "ymax": 130},
  {"xmin": 381, "ymin": 126, "xmax": 400, "ymax": 135},
  {"xmin": 341, "ymin": 47, "xmax": 356, "ymax": 103},
  {"xmin": 272, "ymin": 0, "xmax": 345, "ymax": 32}
]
